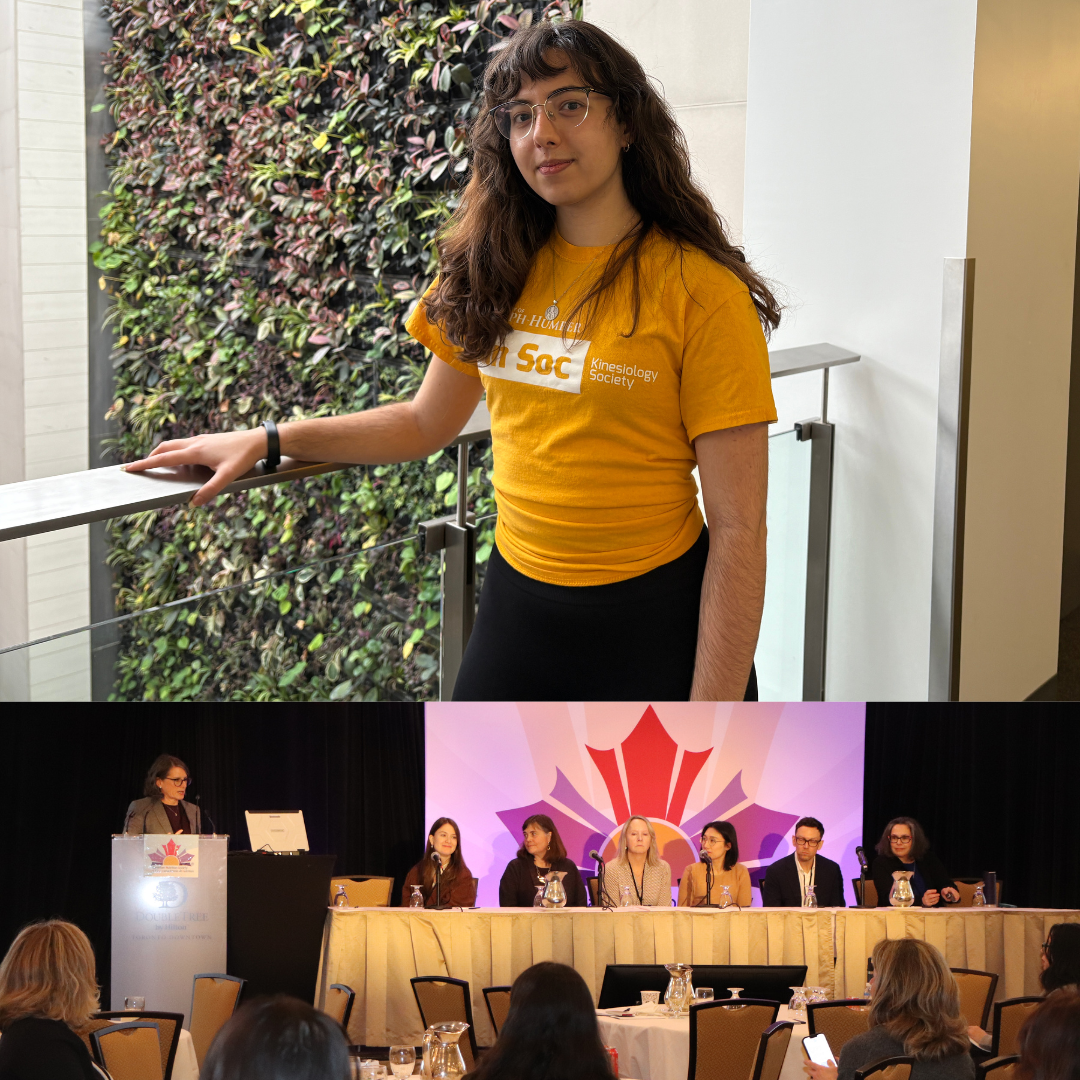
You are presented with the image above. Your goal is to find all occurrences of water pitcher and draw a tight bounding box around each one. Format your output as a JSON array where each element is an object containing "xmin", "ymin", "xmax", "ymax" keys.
[
  {"xmin": 421, "ymin": 1027, "xmax": 438, "ymax": 1077},
  {"xmin": 541, "ymin": 871, "xmax": 568, "ymax": 908},
  {"xmin": 664, "ymin": 963, "xmax": 694, "ymax": 1017},
  {"xmin": 888, "ymin": 870, "xmax": 915, "ymax": 908},
  {"xmin": 429, "ymin": 1021, "xmax": 469, "ymax": 1079}
]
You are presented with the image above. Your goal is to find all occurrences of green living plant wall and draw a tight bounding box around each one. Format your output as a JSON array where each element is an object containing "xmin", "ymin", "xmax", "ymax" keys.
[{"xmin": 94, "ymin": 0, "xmax": 580, "ymax": 700}]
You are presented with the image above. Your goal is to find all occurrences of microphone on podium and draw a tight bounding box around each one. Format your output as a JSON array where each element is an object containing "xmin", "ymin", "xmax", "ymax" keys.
[{"xmin": 195, "ymin": 793, "xmax": 218, "ymax": 835}]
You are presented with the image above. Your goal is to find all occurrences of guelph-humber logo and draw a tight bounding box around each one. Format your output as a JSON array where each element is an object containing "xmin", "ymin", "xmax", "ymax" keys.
[{"xmin": 496, "ymin": 706, "xmax": 799, "ymax": 878}]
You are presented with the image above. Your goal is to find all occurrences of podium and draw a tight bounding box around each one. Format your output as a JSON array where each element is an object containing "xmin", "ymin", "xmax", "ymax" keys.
[
  {"xmin": 111, "ymin": 834, "xmax": 228, "ymax": 1025},
  {"xmin": 226, "ymin": 852, "xmax": 336, "ymax": 1004}
]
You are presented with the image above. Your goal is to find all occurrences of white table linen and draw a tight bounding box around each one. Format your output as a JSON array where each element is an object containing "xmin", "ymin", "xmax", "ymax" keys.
[{"xmin": 596, "ymin": 1004, "xmax": 808, "ymax": 1080}]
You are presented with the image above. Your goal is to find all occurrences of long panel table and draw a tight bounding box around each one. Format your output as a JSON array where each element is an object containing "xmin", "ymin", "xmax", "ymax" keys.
[{"xmin": 314, "ymin": 906, "xmax": 1080, "ymax": 1049}]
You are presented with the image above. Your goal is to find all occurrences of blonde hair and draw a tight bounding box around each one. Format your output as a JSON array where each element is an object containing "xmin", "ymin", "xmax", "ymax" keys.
[
  {"xmin": 868, "ymin": 939, "xmax": 968, "ymax": 1059},
  {"xmin": 614, "ymin": 817, "xmax": 661, "ymax": 869},
  {"xmin": 0, "ymin": 920, "xmax": 100, "ymax": 1031}
]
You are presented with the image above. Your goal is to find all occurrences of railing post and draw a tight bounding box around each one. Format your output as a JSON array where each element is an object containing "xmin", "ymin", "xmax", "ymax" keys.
[
  {"xmin": 797, "ymin": 419, "xmax": 835, "ymax": 701},
  {"xmin": 434, "ymin": 442, "xmax": 475, "ymax": 700}
]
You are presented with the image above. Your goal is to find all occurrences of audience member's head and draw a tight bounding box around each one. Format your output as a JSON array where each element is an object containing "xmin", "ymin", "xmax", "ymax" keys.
[
  {"xmin": 1015, "ymin": 991, "xmax": 1080, "ymax": 1080},
  {"xmin": 1040, "ymin": 922, "xmax": 1080, "ymax": 994},
  {"xmin": 868, "ymin": 938, "xmax": 968, "ymax": 1059},
  {"xmin": 0, "ymin": 919, "xmax": 100, "ymax": 1031},
  {"xmin": 468, "ymin": 962, "xmax": 613, "ymax": 1080},
  {"xmin": 874, "ymin": 817, "xmax": 931, "ymax": 862},
  {"xmin": 201, "ymin": 996, "xmax": 350, "ymax": 1080},
  {"xmin": 143, "ymin": 753, "xmax": 191, "ymax": 800},
  {"xmin": 616, "ymin": 816, "xmax": 660, "ymax": 866}
]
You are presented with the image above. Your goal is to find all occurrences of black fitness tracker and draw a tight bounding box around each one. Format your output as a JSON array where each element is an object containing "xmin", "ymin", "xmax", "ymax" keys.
[{"xmin": 261, "ymin": 419, "xmax": 281, "ymax": 473}]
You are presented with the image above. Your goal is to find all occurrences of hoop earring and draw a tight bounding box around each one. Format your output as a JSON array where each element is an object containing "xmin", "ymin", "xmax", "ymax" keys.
[{"xmin": 622, "ymin": 144, "xmax": 630, "ymax": 153}]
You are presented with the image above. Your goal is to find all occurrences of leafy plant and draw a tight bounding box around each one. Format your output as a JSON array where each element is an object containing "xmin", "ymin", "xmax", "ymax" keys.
[{"xmin": 95, "ymin": 0, "xmax": 582, "ymax": 700}]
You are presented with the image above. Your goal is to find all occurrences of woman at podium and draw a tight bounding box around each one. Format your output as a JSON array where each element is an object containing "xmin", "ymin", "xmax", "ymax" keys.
[
  {"xmin": 400, "ymin": 817, "xmax": 477, "ymax": 908},
  {"xmin": 122, "ymin": 754, "xmax": 201, "ymax": 835}
]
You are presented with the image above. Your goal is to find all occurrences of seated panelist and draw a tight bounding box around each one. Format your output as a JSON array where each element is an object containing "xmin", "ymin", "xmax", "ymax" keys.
[
  {"xmin": 499, "ymin": 814, "xmax": 587, "ymax": 907},
  {"xmin": 123, "ymin": 754, "xmax": 201, "ymax": 835},
  {"xmin": 871, "ymin": 816, "xmax": 959, "ymax": 907},
  {"xmin": 677, "ymin": 820, "xmax": 752, "ymax": 907},
  {"xmin": 400, "ymin": 817, "xmax": 476, "ymax": 908},
  {"xmin": 604, "ymin": 816, "xmax": 673, "ymax": 906},
  {"xmin": 761, "ymin": 816, "xmax": 846, "ymax": 907}
]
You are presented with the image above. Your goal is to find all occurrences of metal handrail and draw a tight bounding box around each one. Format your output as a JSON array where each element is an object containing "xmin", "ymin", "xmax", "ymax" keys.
[{"xmin": 0, "ymin": 344, "xmax": 857, "ymax": 544}]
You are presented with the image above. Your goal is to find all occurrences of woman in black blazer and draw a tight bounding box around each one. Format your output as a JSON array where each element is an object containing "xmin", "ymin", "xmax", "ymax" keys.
[
  {"xmin": 0, "ymin": 920, "xmax": 110, "ymax": 1080},
  {"xmin": 123, "ymin": 753, "xmax": 201, "ymax": 835},
  {"xmin": 871, "ymin": 817, "xmax": 959, "ymax": 907},
  {"xmin": 499, "ymin": 814, "xmax": 588, "ymax": 907}
]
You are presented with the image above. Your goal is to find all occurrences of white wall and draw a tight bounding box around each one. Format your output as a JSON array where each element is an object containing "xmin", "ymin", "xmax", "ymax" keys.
[
  {"xmin": 742, "ymin": 2, "xmax": 979, "ymax": 699},
  {"xmin": 0, "ymin": 0, "xmax": 91, "ymax": 701}
]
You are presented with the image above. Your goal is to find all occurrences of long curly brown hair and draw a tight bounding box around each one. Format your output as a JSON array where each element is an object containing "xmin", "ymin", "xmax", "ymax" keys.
[{"xmin": 424, "ymin": 19, "xmax": 781, "ymax": 363}]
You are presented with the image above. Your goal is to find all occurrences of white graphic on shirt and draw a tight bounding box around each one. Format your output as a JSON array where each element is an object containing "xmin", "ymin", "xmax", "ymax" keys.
[{"xmin": 482, "ymin": 327, "xmax": 589, "ymax": 395}]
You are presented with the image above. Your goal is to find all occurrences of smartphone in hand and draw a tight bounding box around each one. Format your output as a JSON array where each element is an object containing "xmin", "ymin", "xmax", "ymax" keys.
[{"xmin": 802, "ymin": 1034, "xmax": 836, "ymax": 1066}]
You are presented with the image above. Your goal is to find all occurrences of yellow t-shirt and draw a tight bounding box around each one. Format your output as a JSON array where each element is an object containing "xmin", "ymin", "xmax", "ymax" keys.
[{"xmin": 405, "ymin": 229, "xmax": 777, "ymax": 586}]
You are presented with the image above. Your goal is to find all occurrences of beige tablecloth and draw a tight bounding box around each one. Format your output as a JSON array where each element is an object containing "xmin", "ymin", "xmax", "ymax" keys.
[
  {"xmin": 316, "ymin": 906, "xmax": 835, "ymax": 1047},
  {"xmin": 314, "ymin": 906, "xmax": 1080, "ymax": 1049}
]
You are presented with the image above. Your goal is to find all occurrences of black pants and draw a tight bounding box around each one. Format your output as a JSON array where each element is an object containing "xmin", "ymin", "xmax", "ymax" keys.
[{"xmin": 452, "ymin": 527, "xmax": 758, "ymax": 702}]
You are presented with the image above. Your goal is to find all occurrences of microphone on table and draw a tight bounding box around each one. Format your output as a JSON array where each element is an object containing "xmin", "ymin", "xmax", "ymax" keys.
[
  {"xmin": 589, "ymin": 849, "xmax": 605, "ymax": 866},
  {"xmin": 699, "ymin": 847, "xmax": 709, "ymax": 863},
  {"xmin": 431, "ymin": 850, "xmax": 443, "ymax": 908},
  {"xmin": 855, "ymin": 846, "xmax": 869, "ymax": 870}
]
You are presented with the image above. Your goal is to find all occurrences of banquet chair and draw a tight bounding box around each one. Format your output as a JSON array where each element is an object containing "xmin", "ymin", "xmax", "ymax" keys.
[
  {"xmin": 91, "ymin": 1021, "xmax": 164, "ymax": 1080},
  {"xmin": 976, "ymin": 1056, "xmax": 1020, "ymax": 1080},
  {"xmin": 806, "ymin": 999, "xmax": 871, "ymax": 1055},
  {"xmin": 951, "ymin": 968, "xmax": 998, "ymax": 1029},
  {"xmin": 586, "ymin": 875, "xmax": 599, "ymax": 907},
  {"xmin": 410, "ymin": 976, "xmax": 479, "ymax": 1068},
  {"xmin": 852, "ymin": 1057, "xmax": 914, "ymax": 1080},
  {"xmin": 990, "ymin": 997, "xmax": 1043, "ymax": 1057},
  {"xmin": 78, "ymin": 1017, "xmax": 116, "ymax": 1064},
  {"xmin": 750, "ymin": 1020, "xmax": 796, "ymax": 1080},
  {"xmin": 852, "ymin": 879, "xmax": 879, "ymax": 907},
  {"xmin": 687, "ymin": 998, "xmax": 779, "ymax": 1080},
  {"xmin": 482, "ymin": 986, "xmax": 512, "ymax": 1038},
  {"xmin": 330, "ymin": 875, "xmax": 394, "ymax": 907},
  {"xmin": 95, "ymin": 1011, "xmax": 184, "ymax": 1080},
  {"xmin": 190, "ymin": 972, "xmax": 246, "ymax": 1066},
  {"xmin": 955, "ymin": 880, "xmax": 1005, "ymax": 907},
  {"xmin": 323, "ymin": 983, "xmax": 356, "ymax": 1033}
]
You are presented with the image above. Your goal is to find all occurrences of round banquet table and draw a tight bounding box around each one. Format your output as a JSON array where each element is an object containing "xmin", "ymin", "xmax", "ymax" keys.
[{"xmin": 597, "ymin": 1004, "xmax": 809, "ymax": 1080}]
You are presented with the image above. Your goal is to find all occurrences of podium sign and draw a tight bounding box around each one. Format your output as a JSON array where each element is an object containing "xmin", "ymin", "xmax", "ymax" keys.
[{"xmin": 111, "ymin": 834, "xmax": 227, "ymax": 1024}]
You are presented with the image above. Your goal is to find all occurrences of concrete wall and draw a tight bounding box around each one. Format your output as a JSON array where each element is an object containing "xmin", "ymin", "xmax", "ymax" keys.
[
  {"xmin": 0, "ymin": 0, "xmax": 91, "ymax": 700},
  {"xmin": 959, "ymin": 0, "xmax": 1080, "ymax": 699}
]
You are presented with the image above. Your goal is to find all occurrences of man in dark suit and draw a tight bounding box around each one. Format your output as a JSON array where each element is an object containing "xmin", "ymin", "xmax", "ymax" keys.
[{"xmin": 761, "ymin": 816, "xmax": 846, "ymax": 907}]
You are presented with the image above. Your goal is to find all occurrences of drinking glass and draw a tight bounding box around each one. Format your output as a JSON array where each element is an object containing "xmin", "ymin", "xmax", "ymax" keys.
[
  {"xmin": 124, "ymin": 995, "xmax": 145, "ymax": 1011},
  {"xmin": 694, "ymin": 987, "xmax": 714, "ymax": 1002},
  {"xmin": 788, "ymin": 987, "xmax": 808, "ymax": 1019},
  {"xmin": 809, "ymin": 987, "xmax": 828, "ymax": 1003},
  {"xmin": 389, "ymin": 1045, "xmax": 416, "ymax": 1078},
  {"xmin": 533, "ymin": 885, "xmax": 545, "ymax": 908},
  {"xmin": 410, "ymin": 886, "xmax": 424, "ymax": 909},
  {"xmin": 621, "ymin": 885, "xmax": 632, "ymax": 907}
]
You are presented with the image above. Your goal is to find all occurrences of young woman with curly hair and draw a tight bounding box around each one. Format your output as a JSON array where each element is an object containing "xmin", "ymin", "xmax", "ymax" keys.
[{"xmin": 125, "ymin": 20, "xmax": 778, "ymax": 702}]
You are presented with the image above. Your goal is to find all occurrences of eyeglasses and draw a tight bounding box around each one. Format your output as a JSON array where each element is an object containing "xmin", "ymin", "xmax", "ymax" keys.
[
  {"xmin": 794, "ymin": 837, "xmax": 822, "ymax": 847},
  {"xmin": 163, "ymin": 776, "xmax": 190, "ymax": 785},
  {"xmin": 490, "ymin": 86, "xmax": 608, "ymax": 141},
  {"xmin": 889, "ymin": 835, "xmax": 912, "ymax": 843},
  {"xmin": 701, "ymin": 836, "xmax": 725, "ymax": 846},
  {"xmin": 1041, "ymin": 940, "xmax": 1051, "ymax": 952}
]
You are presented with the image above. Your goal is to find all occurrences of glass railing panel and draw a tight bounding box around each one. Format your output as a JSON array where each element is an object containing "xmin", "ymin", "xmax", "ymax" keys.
[
  {"xmin": 755, "ymin": 428, "xmax": 812, "ymax": 701},
  {"xmin": 0, "ymin": 536, "xmax": 441, "ymax": 703}
]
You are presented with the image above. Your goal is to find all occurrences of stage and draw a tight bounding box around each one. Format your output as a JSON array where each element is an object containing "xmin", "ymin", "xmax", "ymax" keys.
[{"xmin": 314, "ymin": 905, "xmax": 1080, "ymax": 1047}]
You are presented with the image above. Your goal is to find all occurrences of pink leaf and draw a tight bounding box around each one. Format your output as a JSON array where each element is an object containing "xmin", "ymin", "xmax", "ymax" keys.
[
  {"xmin": 308, "ymin": 333, "xmax": 331, "ymax": 344},
  {"xmin": 496, "ymin": 13, "xmax": 518, "ymax": 29},
  {"xmin": 359, "ymin": 72, "xmax": 369, "ymax": 94}
]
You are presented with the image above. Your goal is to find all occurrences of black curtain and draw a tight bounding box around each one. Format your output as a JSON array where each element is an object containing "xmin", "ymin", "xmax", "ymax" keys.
[
  {"xmin": 864, "ymin": 703, "xmax": 1079, "ymax": 909},
  {"xmin": 0, "ymin": 704, "xmax": 424, "ymax": 1004}
]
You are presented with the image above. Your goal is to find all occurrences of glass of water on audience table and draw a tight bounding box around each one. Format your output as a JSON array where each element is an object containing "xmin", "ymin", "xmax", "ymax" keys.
[{"xmin": 389, "ymin": 1045, "xmax": 416, "ymax": 1078}]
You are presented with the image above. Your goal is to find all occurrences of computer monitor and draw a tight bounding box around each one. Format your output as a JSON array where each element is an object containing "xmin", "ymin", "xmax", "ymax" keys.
[
  {"xmin": 244, "ymin": 810, "xmax": 309, "ymax": 853},
  {"xmin": 596, "ymin": 964, "xmax": 809, "ymax": 1009}
]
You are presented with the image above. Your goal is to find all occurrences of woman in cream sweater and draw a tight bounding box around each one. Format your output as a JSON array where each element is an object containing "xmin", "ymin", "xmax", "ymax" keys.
[
  {"xmin": 604, "ymin": 817, "xmax": 673, "ymax": 906},
  {"xmin": 678, "ymin": 820, "xmax": 752, "ymax": 907}
]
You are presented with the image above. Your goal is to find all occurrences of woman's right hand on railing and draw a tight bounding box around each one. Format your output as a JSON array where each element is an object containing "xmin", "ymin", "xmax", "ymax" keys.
[{"xmin": 122, "ymin": 427, "xmax": 268, "ymax": 507}]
